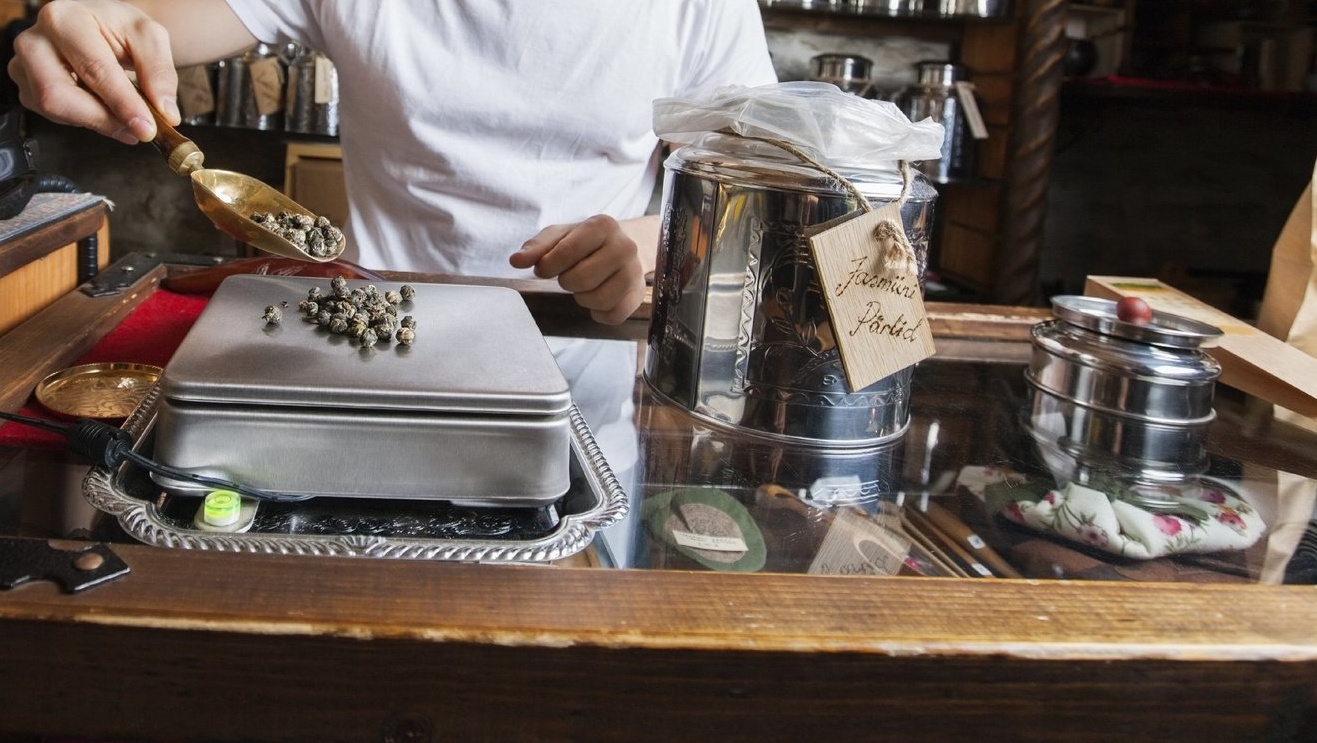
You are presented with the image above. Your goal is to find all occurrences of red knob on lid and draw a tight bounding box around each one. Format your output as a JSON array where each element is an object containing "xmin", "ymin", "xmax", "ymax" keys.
[{"xmin": 1115, "ymin": 296, "xmax": 1152, "ymax": 326}]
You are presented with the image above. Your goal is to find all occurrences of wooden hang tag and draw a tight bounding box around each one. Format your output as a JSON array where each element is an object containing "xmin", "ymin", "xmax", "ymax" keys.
[
  {"xmin": 807, "ymin": 203, "xmax": 936, "ymax": 392},
  {"xmin": 314, "ymin": 55, "xmax": 335, "ymax": 105},
  {"xmin": 176, "ymin": 65, "xmax": 214, "ymax": 118},
  {"xmin": 247, "ymin": 56, "xmax": 285, "ymax": 116},
  {"xmin": 953, "ymin": 81, "xmax": 989, "ymax": 140}
]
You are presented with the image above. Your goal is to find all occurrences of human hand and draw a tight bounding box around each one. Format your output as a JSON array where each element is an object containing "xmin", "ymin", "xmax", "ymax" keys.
[
  {"xmin": 9, "ymin": 0, "xmax": 179, "ymax": 145},
  {"xmin": 510, "ymin": 214, "xmax": 646, "ymax": 326}
]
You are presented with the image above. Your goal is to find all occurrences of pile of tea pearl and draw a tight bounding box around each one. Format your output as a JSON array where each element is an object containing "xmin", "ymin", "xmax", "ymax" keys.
[
  {"xmin": 269, "ymin": 276, "xmax": 418, "ymax": 348},
  {"xmin": 250, "ymin": 211, "xmax": 345, "ymax": 258}
]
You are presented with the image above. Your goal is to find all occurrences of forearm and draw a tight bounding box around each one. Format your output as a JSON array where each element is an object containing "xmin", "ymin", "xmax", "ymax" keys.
[{"xmin": 126, "ymin": 0, "xmax": 257, "ymax": 65}]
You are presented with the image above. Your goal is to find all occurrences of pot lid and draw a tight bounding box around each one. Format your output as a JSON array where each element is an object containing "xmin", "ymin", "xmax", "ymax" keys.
[
  {"xmin": 914, "ymin": 61, "xmax": 968, "ymax": 87},
  {"xmin": 1050, "ymin": 295, "xmax": 1222, "ymax": 350}
]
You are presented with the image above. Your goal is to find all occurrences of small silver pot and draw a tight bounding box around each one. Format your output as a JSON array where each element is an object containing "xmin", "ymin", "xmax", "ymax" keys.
[{"xmin": 1025, "ymin": 296, "xmax": 1223, "ymax": 481}]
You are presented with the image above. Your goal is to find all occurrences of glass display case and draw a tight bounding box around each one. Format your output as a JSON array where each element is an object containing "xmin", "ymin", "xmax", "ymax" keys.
[{"xmin": 0, "ymin": 256, "xmax": 1314, "ymax": 742}]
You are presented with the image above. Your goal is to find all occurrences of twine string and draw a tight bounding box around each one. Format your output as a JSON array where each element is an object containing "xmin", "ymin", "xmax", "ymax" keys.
[
  {"xmin": 716, "ymin": 128, "xmax": 915, "ymax": 211},
  {"xmin": 715, "ymin": 129, "xmax": 918, "ymax": 271}
]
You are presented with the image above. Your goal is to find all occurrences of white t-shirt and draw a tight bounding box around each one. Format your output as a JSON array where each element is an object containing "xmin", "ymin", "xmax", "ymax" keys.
[{"xmin": 223, "ymin": 0, "xmax": 777, "ymax": 274}]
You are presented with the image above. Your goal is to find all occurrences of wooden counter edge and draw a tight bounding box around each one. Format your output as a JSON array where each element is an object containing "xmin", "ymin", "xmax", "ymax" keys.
[
  {"xmin": 2, "ymin": 541, "xmax": 1316, "ymax": 663},
  {"xmin": 0, "ymin": 257, "xmax": 165, "ymax": 412}
]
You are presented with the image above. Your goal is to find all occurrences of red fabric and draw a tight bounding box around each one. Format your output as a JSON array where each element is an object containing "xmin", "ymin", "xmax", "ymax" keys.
[{"xmin": 0, "ymin": 289, "xmax": 209, "ymax": 448}]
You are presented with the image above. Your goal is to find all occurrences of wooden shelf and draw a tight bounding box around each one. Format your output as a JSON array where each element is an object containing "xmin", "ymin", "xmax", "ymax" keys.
[
  {"xmin": 763, "ymin": 0, "xmax": 1069, "ymax": 304},
  {"xmin": 177, "ymin": 122, "xmax": 339, "ymax": 146},
  {"xmin": 759, "ymin": 0, "xmax": 1016, "ymax": 24},
  {"xmin": 1062, "ymin": 76, "xmax": 1317, "ymax": 113}
]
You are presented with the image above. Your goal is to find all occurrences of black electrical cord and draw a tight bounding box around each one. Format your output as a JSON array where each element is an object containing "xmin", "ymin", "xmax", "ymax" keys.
[{"xmin": 0, "ymin": 410, "xmax": 314, "ymax": 503}]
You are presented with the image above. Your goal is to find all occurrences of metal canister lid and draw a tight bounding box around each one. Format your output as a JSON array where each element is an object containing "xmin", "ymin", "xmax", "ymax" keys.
[
  {"xmin": 915, "ymin": 62, "xmax": 967, "ymax": 87},
  {"xmin": 1028, "ymin": 296, "xmax": 1223, "ymax": 425},
  {"xmin": 1050, "ymin": 295, "xmax": 1222, "ymax": 350},
  {"xmin": 810, "ymin": 54, "xmax": 873, "ymax": 82}
]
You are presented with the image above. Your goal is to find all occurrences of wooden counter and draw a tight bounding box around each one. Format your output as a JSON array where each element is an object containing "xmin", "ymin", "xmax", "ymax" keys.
[{"xmin": 0, "ymin": 256, "xmax": 1314, "ymax": 742}]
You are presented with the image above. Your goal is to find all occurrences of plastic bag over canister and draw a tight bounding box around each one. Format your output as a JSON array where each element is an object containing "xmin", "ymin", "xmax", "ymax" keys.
[{"xmin": 644, "ymin": 82, "xmax": 944, "ymax": 446}]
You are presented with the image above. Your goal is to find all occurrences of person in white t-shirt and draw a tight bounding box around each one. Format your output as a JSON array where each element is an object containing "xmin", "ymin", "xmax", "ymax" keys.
[{"xmin": 9, "ymin": 0, "xmax": 776, "ymax": 325}]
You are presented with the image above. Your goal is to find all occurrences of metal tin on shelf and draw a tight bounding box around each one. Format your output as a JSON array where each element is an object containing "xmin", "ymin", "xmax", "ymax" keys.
[
  {"xmin": 286, "ymin": 49, "xmax": 340, "ymax": 136},
  {"xmin": 760, "ymin": 0, "xmax": 1007, "ymax": 17},
  {"xmin": 809, "ymin": 53, "xmax": 875, "ymax": 97},
  {"xmin": 215, "ymin": 43, "xmax": 288, "ymax": 131},
  {"xmin": 894, "ymin": 62, "xmax": 975, "ymax": 183},
  {"xmin": 919, "ymin": 0, "xmax": 1009, "ymax": 18}
]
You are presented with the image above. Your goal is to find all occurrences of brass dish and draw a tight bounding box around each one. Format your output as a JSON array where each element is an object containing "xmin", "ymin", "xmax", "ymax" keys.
[{"xmin": 35, "ymin": 363, "xmax": 163, "ymax": 420}]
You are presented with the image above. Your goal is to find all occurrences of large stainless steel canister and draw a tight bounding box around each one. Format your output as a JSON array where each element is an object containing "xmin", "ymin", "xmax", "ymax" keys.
[
  {"xmin": 644, "ymin": 132, "xmax": 937, "ymax": 447},
  {"xmin": 895, "ymin": 62, "xmax": 975, "ymax": 184},
  {"xmin": 1025, "ymin": 296, "xmax": 1223, "ymax": 482},
  {"xmin": 637, "ymin": 400, "xmax": 906, "ymax": 512},
  {"xmin": 286, "ymin": 50, "xmax": 340, "ymax": 136}
]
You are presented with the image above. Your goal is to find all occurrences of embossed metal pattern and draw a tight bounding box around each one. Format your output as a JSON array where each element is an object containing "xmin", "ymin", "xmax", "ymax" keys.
[
  {"xmin": 731, "ymin": 223, "xmax": 762, "ymax": 393},
  {"xmin": 83, "ymin": 386, "xmax": 628, "ymax": 563}
]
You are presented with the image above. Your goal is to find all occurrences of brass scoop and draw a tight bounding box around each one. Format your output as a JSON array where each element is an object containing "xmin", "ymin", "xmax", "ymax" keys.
[{"xmin": 145, "ymin": 97, "xmax": 345, "ymax": 263}]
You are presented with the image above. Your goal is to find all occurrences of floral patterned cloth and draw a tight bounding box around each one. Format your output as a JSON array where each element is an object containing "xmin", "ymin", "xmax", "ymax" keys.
[{"xmin": 959, "ymin": 466, "xmax": 1266, "ymax": 560}]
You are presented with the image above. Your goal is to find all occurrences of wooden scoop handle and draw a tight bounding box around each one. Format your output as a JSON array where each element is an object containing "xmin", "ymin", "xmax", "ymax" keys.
[{"xmin": 137, "ymin": 83, "xmax": 204, "ymax": 176}]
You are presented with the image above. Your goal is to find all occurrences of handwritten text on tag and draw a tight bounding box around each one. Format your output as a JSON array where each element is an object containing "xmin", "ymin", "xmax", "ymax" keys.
[{"xmin": 808, "ymin": 203, "xmax": 936, "ymax": 391}]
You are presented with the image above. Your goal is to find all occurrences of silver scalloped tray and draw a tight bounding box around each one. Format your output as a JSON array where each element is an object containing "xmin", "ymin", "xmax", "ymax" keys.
[{"xmin": 83, "ymin": 385, "xmax": 628, "ymax": 562}]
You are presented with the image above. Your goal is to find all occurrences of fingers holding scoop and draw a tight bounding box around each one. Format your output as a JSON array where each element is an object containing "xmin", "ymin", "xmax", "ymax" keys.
[{"xmin": 10, "ymin": 0, "xmax": 178, "ymax": 144}]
